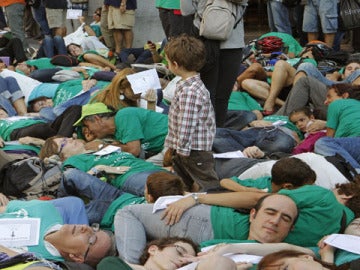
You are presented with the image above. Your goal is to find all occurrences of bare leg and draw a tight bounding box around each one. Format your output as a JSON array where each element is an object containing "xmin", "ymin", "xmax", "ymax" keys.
[
  {"xmin": 236, "ymin": 63, "xmax": 267, "ymax": 89},
  {"xmin": 263, "ymin": 60, "xmax": 295, "ymax": 111},
  {"xmin": 113, "ymin": 29, "xmax": 123, "ymax": 54},
  {"xmin": 307, "ymin": 32, "xmax": 318, "ymax": 42},
  {"xmin": 12, "ymin": 98, "xmax": 27, "ymax": 115},
  {"xmin": 242, "ymin": 79, "xmax": 285, "ymax": 106},
  {"xmin": 123, "ymin": 29, "xmax": 133, "ymax": 48},
  {"xmin": 324, "ymin": 33, "xmax": 335, "ymax": 48}
]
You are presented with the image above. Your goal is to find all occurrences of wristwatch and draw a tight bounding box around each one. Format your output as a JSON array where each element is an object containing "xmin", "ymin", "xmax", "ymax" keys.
[{"xmin": 191, "ymin": 193, "xmax": 199, "ymax": 205}]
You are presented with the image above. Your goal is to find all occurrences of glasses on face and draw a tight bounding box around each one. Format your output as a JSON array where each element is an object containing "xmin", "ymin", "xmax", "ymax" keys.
[
  {"xmin": 83, "ymin": 223, "xmax": 100, "ymax": 261},
  {"xmin": 57, "ymin": 138, "xmax": 68, "ymax": 155}
]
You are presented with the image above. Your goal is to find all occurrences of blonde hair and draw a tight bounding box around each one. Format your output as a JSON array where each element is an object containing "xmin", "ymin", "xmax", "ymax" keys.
[{"xmin": 92, "ymin": 68, "xmax": 140, "ymax": 109}]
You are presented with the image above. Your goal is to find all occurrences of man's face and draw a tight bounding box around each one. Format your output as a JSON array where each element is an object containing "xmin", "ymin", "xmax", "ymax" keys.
[
  {"xmin": 55, "ymin": 224, "xmax": 110, "ymax": 263},
  {"xmin": 248, "ymin": 195, "xmax": 298, "ymax": 243},
  {"xmin": 82, "ymin": 116, "xmax": 110, "ymax": 139}
]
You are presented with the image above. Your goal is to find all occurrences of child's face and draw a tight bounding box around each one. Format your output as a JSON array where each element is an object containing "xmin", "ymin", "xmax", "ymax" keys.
[
  {"xmin": 324, "ymin": 88, "xmax": 343, "ymax": 106},
  {"xmin": 290, "ymin": 112, "xmax": 314, "ymax": 133},
  {"xmin": 343, "ymin": 62, "xmax": 360, "ymax": 79}
]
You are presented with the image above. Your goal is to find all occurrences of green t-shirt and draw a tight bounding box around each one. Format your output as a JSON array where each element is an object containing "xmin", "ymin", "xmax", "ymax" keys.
[
  {"xmin": 210, "ymin": 176, "xmax": 271, "ymax": 240},
  {"xmin": 100, "ymin": 193, "xmax": 145, "ymax": 231},
  {"xmin": 63, "ymin": 151, "xmax": 163, "ymax": 188},
  {"xmin": 0, "ymin": 117, "xmax": 46, "ymax": 141},
  {"xmin": 4, "ymin": 200, "xmax": 63, "ymax": 261},
  {"xmin": 27, "ymin": 58, "xmax": 56, "ymax": 69},
  {"xmin": 326, "ymin": 99, "xmax": 360, "ymax": 137},
  {"xmin": 227, "ymin": 92, "xmax": 263, "ymax": 111},
  {"xmin": 279, "ymin": 185, "xmax": 355, "ymax": 247},
  {"xmin": 114, "ymin": 107, "xmax": 168, "ymax": 154},
  {"xmin": 155, "ymin": 0, "xmax": 180, "ymax": 9}
]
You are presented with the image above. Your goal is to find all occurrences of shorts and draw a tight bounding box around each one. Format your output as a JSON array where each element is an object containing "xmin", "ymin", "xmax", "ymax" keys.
[
  {"xmin": 302, "ymin": 0, "xmax": 338, "ymax": 34},
  {"xmin": 108, "ymin": 6, "xmax": 135, "ymax": 30},
  {"xmin": 46, "ymin": 8, "xmax": 66, "ymax": 29}
]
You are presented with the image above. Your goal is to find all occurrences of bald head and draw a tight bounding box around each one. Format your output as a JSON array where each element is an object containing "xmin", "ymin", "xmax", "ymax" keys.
[{"xmin": 248, "ymin": 194, "xmax": 298, "ymax": 243}]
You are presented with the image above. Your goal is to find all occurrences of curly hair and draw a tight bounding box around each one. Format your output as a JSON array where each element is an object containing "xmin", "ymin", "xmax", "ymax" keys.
[{"xmin": 336, "ymin": 176, "xmax": 360, "ymax": 217}]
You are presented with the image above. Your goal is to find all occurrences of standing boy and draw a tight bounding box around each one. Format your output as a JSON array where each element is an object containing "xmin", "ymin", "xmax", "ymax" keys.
[{"xmin": 164, "ymin": 35, "xmax": 220, "ymax": 192}]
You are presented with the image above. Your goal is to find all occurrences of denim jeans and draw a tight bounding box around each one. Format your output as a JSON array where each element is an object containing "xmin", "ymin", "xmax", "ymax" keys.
[
  {"xmin": 60, "ymin": 169, "xmax": 123, "ymax": 224},
  {"xmin": 121, "ymin": 170, "xmax": 161, "ymax": 197},
  {"xmin": 315, "ymin": 136, "xmax": 360, "ymax": 170},
  {"xmin": 49, "ymin": 196, "xmax": 89, "ymax": 224},
  {"xmin": 31, "ymin": 2, "xmax": 51, "ymax": 36},
  {"xmin": 0, "ymin": 95, "xmax": 16, "ymax": 116},
  {"xmin": 4, "ymin": 3, "xmax": 26, "ymax": 46},
  {"xmin": 119, "ymin": 48, "xmax": 152, "ymax": 64},
  {"xmin": 114, "ymin": 204, "xmax": 213, "ymax": 264},
  {"xmin": 267, "ymin": 0, "xmax": 292, "ymax": 34},
  {"xmin": 297, "ymin": 62, "xmax": 360, "ymax": 86},
  {"xmin": 213, "ymin": 127, "xmax": 296, "ymax": 154},
  {"xmin": 224, "ymin": 110, "xmax": 257, "ymax": 131},
  {"xmin": 0, "ymin": 76, "xmax": 23, "ymax": 116},
  {"xmin": 38, "ymin": 35, "xmax": 67, "ymax": 58}
]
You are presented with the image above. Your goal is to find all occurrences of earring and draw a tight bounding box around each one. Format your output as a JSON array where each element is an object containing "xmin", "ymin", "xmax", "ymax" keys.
[{"xmin": 119, "ymin": 94, "xmax": 125, "ymax": 100}]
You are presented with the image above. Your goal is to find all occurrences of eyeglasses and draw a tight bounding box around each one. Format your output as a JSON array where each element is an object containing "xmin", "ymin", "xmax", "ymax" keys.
[
  {"xmin": 57, "ymin": 138, "xmax": 68, "ymax": 155},
  {"xmin": 83, "ymin": 223, "xmax": 100, "ymax": 261}
]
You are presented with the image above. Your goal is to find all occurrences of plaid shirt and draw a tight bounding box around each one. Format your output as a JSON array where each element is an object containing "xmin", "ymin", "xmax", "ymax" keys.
[{"xmin": 165, "ymin": 74, "xmax": 216, "ymax": 156}]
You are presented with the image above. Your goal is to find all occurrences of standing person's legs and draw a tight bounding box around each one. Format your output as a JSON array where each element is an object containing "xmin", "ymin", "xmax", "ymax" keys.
[
  {"xmin": 215, "ymin": 48, "xmax": 242, "ymax": 127},
  {"xmin": 45, "ymin": 8, "xmax": 67, "ymax": 37},
  {"xmin": 114, "ymin": 203, "xmax": 213, "ymax": 264},
  {"xmin": 315, "ymin": 137, "xmax": 360, "ymax": 170},
  {"xmin": 101, "ymin": 5, "xmax": 114, "ymax": 51},
  {"xmin": 158, "ymin": 8, "xmax": 171, "ymax": 38},
  {"xmin": 31, "ymin": 2, "xmax": 51, "ymax": 36},
  {"xmin": 267, "ymin": 0, "xmax": 292, "ymax": 34},
  {"xmin": 5, "ymin": 3, "xmax": 26, "ymax": 47},
  {"xmin": 302, "ymin": 0, "xmax": 319, "ymax": 42},
  {"xmin": 353, "ymin": 28, "xmax": 360, "ymax": 52},
  {"xmin": 318, "ymin": 0, "xmax": 337, "ymax": 47}
]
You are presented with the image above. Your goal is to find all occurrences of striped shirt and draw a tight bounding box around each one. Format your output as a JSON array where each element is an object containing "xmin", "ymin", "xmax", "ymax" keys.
[{"xmin": 165, "ymin": 74, "xmax": 215, "ymax": 156}]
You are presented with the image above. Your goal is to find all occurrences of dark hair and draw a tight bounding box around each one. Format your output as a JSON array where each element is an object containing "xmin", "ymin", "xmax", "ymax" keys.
[
  {"xmin": 328, "ymin": 83, "xmax": 360, "ymax": 100},
  {"xmin": 164, "ymin": 34, "xmax": 206, "ymax": 72},
  {"xmin": 27, "ymin": 96, "xmax": 48, "ymax": 112},
  {"xmin": 271, "ymin": 157, "xmax": 316, "ymax": 187},
  {"xmin": 138, "ymin": 237, "xmax": 199, "ymax": 265},
  {"xmin": 289, "ymin": 106, "xmax": 314, "ymax": 122},
  {"xmin": 336, "ymin": 176, "xmax": 360, "ymax": 217},
  {"xmin": 66, "ymin": 43, "xmax": 81, "ymax": 54},
  {"xmin": 257, "ymin": 249, "xmax": 348, "ymax": 270},
  {"xmin": 146, "ymin": 172, "xmax": 186, "ymax": 201}
]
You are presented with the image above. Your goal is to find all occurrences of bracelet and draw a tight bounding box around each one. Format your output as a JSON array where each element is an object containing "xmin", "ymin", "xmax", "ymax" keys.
[{"xmin": 191, "ymin": 193, "xmax": 199, "ymax": 205}]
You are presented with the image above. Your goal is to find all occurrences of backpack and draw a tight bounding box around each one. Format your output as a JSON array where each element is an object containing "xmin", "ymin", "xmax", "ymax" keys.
[
  {"xmin": 199, "ymin": 0, "xmax": 241, "ymax": 41},
  {"xmin": 51, "ymin": 54, "xmax": 79, "ymax": 67},
  {"xmin": 0, "ymin": 157, "xmax": 63, "ymax": 200}
]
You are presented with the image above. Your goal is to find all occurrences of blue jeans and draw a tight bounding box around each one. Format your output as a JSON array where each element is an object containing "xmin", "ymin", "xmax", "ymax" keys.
[
  {"xmin": 38, "ymin": 35, "xmax": 67, "ymax": 58},
  {"xmin": 297, "ymin": 63, "xmax": 360, "ymax": 86},
  {"xmin": 302, "ymin": 0, "xmax": 338, "ymax": 34},
  {"xmin": 4, "ymin": 3, "xmax": 26, "ymax": 46},
  {"xmin": 213, "ymin": 127, "xmax": 296, "ymax": 154},
  {"xmin": 49, "ymin": 196, "xmax": 89, "ymax": 224},
  {"xmin": 59, "ymin": 169, "xmax": 123, "ymax": 224},
  {"xmin": 315, "ymin": 137, "xmax": 360, "ymax": 170},
  {"xmin": 31, "ymin": 2, "xmax": 51, "ymax": 36},
  {"xmin": 224, "ymin": 110, "xmax": 257, "ymax": 130},
  {"xmin": 121, "ymin": 170, "xmax": 161, "ymax": 196},
  {"xmin": 0, "ymin": 77, "xmax": 23, "ymax": 116},
  {"xmin": 114, "ymin": 204, "xmax": 213, "ymax": 264},
  {"xmin": 267, "ymin": 0, "xmax": 292, "ymax": 34},
  {"xmin": 119, "ymin": 48, "xmax": 152, "ymax": 64}
]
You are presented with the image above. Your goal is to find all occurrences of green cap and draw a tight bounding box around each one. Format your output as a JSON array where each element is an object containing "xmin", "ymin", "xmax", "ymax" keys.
[{"xmin": 73, "ymin": 102, "xmax": 113, "ymax": 126}]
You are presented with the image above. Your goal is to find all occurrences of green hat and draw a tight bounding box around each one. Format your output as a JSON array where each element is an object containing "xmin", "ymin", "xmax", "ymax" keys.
[{"xmin": 73, "ymin": 102, "xmax": 113, "ymax": 126}]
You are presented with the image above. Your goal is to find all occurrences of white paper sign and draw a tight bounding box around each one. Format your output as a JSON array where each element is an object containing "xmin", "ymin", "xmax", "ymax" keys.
[
  {"xmin": 126, "ymin": 69, "xmax": 161, "ymax": 94},
  {"xmin": 213, "ymin": 150, "xmax": 245, "ymax": 159},
  {"xmin": 0, "ymin": 218, "xmax": 40, "ymax": 247},
  {"xmin": 324, "ymin": 234, "xmax": 360, "ymax": 255},
  {"xmin": 66, "ymin": 9, "xmax": 82, "ymax": 20},
  {"xmin": 94, "ymin": 145, "xmax": 121, "ymax": 156}
]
